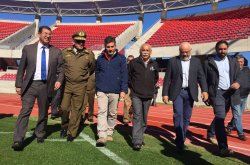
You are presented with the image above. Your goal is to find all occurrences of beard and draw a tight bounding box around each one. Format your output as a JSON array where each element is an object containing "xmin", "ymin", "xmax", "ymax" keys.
[{"xmin": 181, "ymin": 55, "xmax": 190, "ymax": 61}]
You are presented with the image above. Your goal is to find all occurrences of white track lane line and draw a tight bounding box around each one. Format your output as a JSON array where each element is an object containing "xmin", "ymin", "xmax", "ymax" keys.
[{"xmin": 79, "ymin": 132, "xmax": 129, "ymax": 165}]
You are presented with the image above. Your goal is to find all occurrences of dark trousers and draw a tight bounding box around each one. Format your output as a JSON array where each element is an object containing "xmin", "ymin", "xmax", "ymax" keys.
[
  {"xmin": 173, "ymin": 89, "xmax": 194, "ymax": 149},
  {"xmin": 132, "ymin": 96, "xmax": 151, "ymax": 145},
  {"xmin": 13, "ymin": 81, "xmax": 49, "ymax": 142},
  {"xmin": 51, "ymin": 88, "xmax": 62, "ymax": 115},
  {"xmin": 211, "ymin": 89, "xmax": 231, "ymax": 150},
  {"xmin": 82, "ymin": 89, "xmax": 95, "ymax": 120},
  {"xmin": 207, "ymin": 118, "xmax": 216, "ymax": 138}
]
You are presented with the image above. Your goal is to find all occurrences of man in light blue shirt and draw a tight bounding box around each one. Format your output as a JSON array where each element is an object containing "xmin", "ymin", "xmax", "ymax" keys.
[{"xmin": 205, "ymin": 40, "xmax": 242, "ymax": 156}]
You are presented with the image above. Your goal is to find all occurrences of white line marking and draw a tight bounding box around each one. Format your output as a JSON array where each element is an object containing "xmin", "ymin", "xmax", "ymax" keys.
[
  {"xmin": 0, "ymin": 131, "xmax": 13, "ymax": 134},
  {"xmin": 45, "ymin": 139, "xmax": 85, "ymax": 142},
  {"xmin": 229, "ymin": 145, "xmax": 250, "ymax": 151},
  {"xmin": 79, "ymin": 132, "xmax": 129, "ymax": 165},
  {"xmin": 0, "ymin": 132, "xmax": 84, "ymax": 142}
]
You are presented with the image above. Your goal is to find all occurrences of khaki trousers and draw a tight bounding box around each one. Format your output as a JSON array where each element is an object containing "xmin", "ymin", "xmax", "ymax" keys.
[
  {"xmin": 61, "ymin": 83, "xmax": 87, "ymax": 137},
  {"xmin": 97, "ymin": 91, "xmax": 119, "ymax": 138},
  {"xmin": 123, "ymin": 88, "xmax": 132, "ymax": 122}
]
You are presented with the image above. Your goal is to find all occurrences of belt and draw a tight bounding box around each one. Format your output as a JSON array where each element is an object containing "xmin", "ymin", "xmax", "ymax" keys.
[
  {"xmin": 181, "ymin": 87, "xmax": 189, "ymax": 90},
  {"xmin": 218, "ymin": 88, "xmax": 227, "ymax": 91},
  {"xmin": 33, "ymin": 80, "xmax": 47, "ymax": 83}
]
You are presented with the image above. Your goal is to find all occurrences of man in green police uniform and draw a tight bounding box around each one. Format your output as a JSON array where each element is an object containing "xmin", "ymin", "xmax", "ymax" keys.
[{"xmin": 60, "ymin": 30, "xmax": 95, "ymax": 141}]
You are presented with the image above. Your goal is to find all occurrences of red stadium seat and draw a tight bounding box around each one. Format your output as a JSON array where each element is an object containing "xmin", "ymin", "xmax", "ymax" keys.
[
  {"xmin": 50, "ymin": 23, "xmax": 134, "ymax": 49},
  {"xmin": 0, "ymin": 21, "xmax": 29, "ymax": 40},
  {"xmin": 147, "ymin": 8, "xmax": 250, "ymax": 47}
]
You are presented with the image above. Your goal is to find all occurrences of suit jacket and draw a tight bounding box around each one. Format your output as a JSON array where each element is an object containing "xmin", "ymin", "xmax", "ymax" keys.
[
  {"xmin": 15, "ymin": 42, "xmax": 64, "ymax": 97},
  {"xmin": 162, "ymin": 56, "xmax": 207, "ymax": 102},
  {"xmin": 204, "ymin": 55, "xmax": 241, "ymax": 106}
]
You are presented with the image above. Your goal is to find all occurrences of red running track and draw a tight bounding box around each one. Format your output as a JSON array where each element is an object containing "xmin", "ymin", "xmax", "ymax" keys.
[{"xmin": 0, "ymin": 94, "xmax": 249, "ymax": 159}]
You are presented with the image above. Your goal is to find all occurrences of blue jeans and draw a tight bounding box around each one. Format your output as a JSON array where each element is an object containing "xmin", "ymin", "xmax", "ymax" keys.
[
  {"xmin": 173, "ymin": 89, "xmax": 194, "ymax": 149},
  {"xmin": 227, "ymin": 97, "xmax": 247, "ymax": 135}
]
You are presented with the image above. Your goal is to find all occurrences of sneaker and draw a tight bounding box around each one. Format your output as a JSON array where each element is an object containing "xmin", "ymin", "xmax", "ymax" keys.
[
  {"xmin": 208, "ymin": 137, "xmax": 218, "ymax": 145},
  {"xmin": 226, "ymin": 128, "xmax": 232, "ymax": 135},
  {"xmin": 133, "ymin": 144, "xmax": 141, "ymax": 151},
  {"xmin": 96, "ymin": 137, "xmax": 106, "ymax": 147},
  {"xmin": 12, "ymin": 141, "xmax": 24, "ymax": 151},
  {"xmin": 239, "ymin": 134, "xmax": 247, "ymax": 141},
  {"xmin": 123, "ymin": 119, "xmax": 130, "ymax": 124},
  {"xmin": 219, "ymin": 148, "xmax": 234, "ymax": 157},
  {"xmin": 106, "ymin": 135, "xmax": 113, "ymax": 142}
]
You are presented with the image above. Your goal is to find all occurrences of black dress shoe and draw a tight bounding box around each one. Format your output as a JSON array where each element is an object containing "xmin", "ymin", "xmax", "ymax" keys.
[
  {"xmin": 176, "ymin": 145, "xmax": 188, "ymax": 154},
  {"xmin": 176, "ymin": 147, "xmax": 184, "ymax": 154},
  {"xmin": 37, "ymin": 137, "xmax": 45, "ymax": 143},
  {"xmin": 12, "ymin": 141, "xmax": 24, "ymax": 151},
  {"xmin": 133, "ymin": 144, "xmax": 141, "ymax": 151},
  {"xmin": 67, "ymin": 134, "xmax": 75, "ymax": 142},
  {"xmin": 51, "ymin": 113, "xmax": 60, "ymax": 120},
  {"xmin": 60, "ymin": 129, "xmax": 67, "ymax": 138}
]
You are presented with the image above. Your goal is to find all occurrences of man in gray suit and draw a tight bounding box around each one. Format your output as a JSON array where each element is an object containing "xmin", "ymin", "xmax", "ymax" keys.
[
  {"xmin": 162, "ymin": 42, "xmax": 208, "ymax": 153},
  {"xmin": 12, "ymin": 26, "xmax": 64, "ymax": 151}
]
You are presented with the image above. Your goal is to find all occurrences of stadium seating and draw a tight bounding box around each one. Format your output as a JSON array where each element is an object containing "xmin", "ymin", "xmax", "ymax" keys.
[
  {"xmin": 147, "ymin": 8, "xmax": 250, "ymax": 47},
  {"xmin": 0, "ymin": 73, "xmax": 16, "ymax": 81},
  {"xmin": 50, "ymin": 23, "xmax": 134, "ymax": 49},
  {"xmin": 0, "ymin": 21, "xmax": 29, "ymax": 40}
]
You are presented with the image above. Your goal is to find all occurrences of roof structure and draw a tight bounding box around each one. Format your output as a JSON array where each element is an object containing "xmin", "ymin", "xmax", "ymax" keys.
[{"xmin": 0, "ymin": 0, "xmax": 223, "ymax": 17}]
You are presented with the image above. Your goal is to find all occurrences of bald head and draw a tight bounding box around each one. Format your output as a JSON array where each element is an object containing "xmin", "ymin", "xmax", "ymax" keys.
[
  {"xmin": 179, "ymin": 42, "xmax": 192, "ymax": 61},
  {"xmin": 140, "ymin": 43, "xmax": 152, "ymax": 62}
]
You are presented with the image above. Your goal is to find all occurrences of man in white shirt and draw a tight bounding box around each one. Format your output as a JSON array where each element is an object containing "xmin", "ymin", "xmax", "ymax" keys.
[
  {"xmin": 162, "ymin": 42, "xmax": 208, "ymax": 153},
  {"xmin": 12, "ymin": 26, "xmax": 64, "ymax": 151}
]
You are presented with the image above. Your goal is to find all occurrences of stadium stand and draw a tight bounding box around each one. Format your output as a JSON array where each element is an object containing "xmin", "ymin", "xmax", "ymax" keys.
[
  {"xmin": 0, "ymin": 20, "xmax": 29, "ymax": 40},
  {"xmin": 50, "ymin": 23, "xmax": 135, "ymax": 49},
  {"xmin": 0, "ymin": 73, "xmax": 16, "ymax": 81},
  {"xmin": 147, "ymin": 8, "xmax": 250, "ymax": 47}
]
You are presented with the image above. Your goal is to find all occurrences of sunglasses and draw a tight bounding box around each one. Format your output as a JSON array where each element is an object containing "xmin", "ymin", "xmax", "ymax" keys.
[{"xmin": 74, "ymin": 40, "xmax": 85, "ymax": 44}]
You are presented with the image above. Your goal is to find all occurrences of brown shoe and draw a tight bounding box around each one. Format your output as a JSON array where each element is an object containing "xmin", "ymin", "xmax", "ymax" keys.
[
  {"xmin": 123, "ymin": 119, "xmax": 130, "ymax": 124},
  {"xmin": 96, "ymin": 137, "xmax": 106, "ymax": 147},
  {"xmin": 219, "ymin": 148, "xmax": 234, "ymax": 157},
  {"xmin": 208, "ymin": 137, "xmax": 218, "ymax": 145},
  {"xmin": 84, "ymin": 119, "xmax": 94, "ymax": 125},
  {"xmin": 106, "ymin": 135, "xmax": 113, "ymax": 142}
]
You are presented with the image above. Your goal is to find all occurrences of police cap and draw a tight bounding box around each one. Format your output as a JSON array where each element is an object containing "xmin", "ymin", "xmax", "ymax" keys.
[{"xmin": 72, "ymin": 31, "xmax": 86, "ymax": 41}]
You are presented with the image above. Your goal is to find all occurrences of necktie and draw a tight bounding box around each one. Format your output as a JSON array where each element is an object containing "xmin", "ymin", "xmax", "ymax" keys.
[{"xmin": 41, "ymin": 46, "xmax": 46, "ymax": 80}]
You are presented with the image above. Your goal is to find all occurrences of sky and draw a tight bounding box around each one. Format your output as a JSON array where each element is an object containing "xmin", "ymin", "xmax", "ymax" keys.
[{"xmin": 0, "ymin": 0, "xmax": 250, "ymax": 63}]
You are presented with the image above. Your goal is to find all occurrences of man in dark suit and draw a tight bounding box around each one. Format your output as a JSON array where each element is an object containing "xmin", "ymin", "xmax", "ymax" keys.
[
  {"xmin": 162, "ymin": 42, "xmax": 208, "ymax": 153},
  {"xmin": 12, "ymin": 26, "xmax": 64, "ymax": 151},
  {"xmin": 204, "ymin": 40, "xmax": 241, "ymax": 156}
]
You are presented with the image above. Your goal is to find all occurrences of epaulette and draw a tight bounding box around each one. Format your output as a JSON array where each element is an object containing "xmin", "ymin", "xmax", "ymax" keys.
[
  {"xmin": 84, "ymin": 49, "xmax": 92, "ymax": 54},
  {"xmin": 62, "ymin": 47, "xmax": 73, "ymax": 52}
]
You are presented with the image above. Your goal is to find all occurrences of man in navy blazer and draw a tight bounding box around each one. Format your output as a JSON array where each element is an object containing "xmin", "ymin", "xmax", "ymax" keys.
[
  {"xmin": 162, "ymin": 42, "xmax": 208, "ymax": 153},
  {"xmin": 12, "ymin": 26, "xmax": 64, "ymax": 151}
]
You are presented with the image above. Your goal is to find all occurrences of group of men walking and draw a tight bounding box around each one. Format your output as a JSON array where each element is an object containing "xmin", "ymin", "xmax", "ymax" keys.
[{"xmin": 12, "ymin": 26, "xmax": 248, "ymax": 157}]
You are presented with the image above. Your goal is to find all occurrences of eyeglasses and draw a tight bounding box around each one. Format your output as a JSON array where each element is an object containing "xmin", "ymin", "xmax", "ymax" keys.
[{"xmin": 74, "ymin": 40, "xmax": 85, "ymax": 44}]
